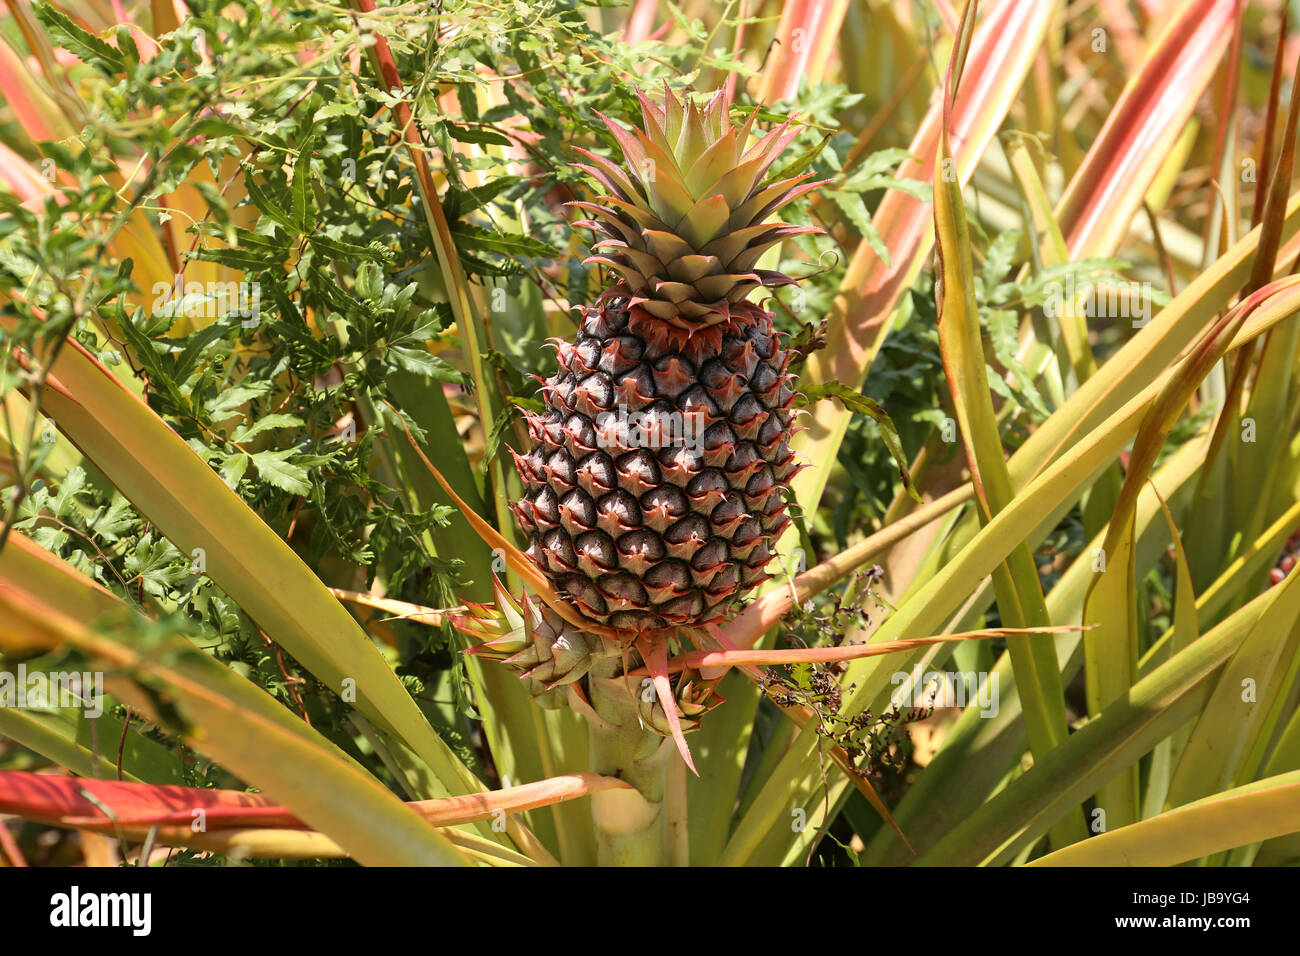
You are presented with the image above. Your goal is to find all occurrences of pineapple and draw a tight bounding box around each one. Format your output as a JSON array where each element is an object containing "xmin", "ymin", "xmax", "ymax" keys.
[
  {"xmin": 511, "ymin": 87, "xmax": 820, "ymax": 640},
  {"xmin": 462, "ymin": 87, "xmax": 824, "ymax": 864}
]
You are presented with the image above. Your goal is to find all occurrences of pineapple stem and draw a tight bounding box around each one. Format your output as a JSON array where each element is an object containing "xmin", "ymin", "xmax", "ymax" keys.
[{"xmin": 586, "ymin": 649, "xmax": 672, "ymax": 866}]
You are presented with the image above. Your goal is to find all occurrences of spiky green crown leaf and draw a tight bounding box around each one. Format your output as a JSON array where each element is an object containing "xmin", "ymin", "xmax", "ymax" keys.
[{"xmin": 570, "ymin": 86, "xmax": 824, "ymax": 329}]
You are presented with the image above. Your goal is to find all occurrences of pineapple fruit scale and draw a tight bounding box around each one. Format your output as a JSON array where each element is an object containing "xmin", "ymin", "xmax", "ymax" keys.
[{"xmin": 509, "ymin": 86, "xmax": 822, "ymax": 672}]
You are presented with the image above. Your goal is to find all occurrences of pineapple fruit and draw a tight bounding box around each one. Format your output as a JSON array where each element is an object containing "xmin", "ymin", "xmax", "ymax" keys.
[{"xmin": 511, "ymin": 87, "xmax": 819, "ymax": 641}]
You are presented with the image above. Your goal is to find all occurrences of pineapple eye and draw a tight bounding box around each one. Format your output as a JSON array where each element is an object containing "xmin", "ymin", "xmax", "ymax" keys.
[
  {"xmin": 574, "ymin": 531, "xmax": 617, "ymax": 573},
  {"xmin": 558, "ymin": 489, "xmax": 597, "ymax": 534},
  {"xmin": 616, "ymin": 449, "xmax": 662, "ymax": 489}
]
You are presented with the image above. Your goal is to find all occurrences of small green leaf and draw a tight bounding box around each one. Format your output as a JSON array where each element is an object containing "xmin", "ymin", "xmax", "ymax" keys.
[
  {"xmin": 33, "ymin": 3, "xmax": 125, "ymax": 73},
  {"xmin": 250, "ymin": 449, "xmax": 312, "ymax": 496},
  {"xmin": 292, "ymin": 137, "xmax": 317, "ymax": 232},
  {"xmin": 445, "ymin": 123, "xmax": 512, "ymax": 146}
]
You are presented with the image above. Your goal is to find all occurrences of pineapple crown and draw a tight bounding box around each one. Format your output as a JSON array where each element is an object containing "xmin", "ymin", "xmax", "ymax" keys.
[{"xmin": 569, "ymin": 85, "xmax": 825, "ymax": 330}]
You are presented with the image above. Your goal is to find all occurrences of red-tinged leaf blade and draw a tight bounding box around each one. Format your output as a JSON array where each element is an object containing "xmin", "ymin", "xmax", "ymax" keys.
[
  {"xmin": 756, "ymin": 0, "xmax": 851, "ymax": 103},
  {"xmin": 0, "ymin": 772, "xmax": 291, "ymax": 829},
  {"xmin": 1057, "ymin": 0, "xmax": 1239, "ymax": 257},
  {"xmin": 637, "ymin": 637, "xmax": 697, "ymax": 776},
  {"xmin": 0, "ymin": 770, "xmax": 633, "ymax": 832},
  {"xmin": 646, "ymin": 625, "xmax": 1086, "ymax": 673}
]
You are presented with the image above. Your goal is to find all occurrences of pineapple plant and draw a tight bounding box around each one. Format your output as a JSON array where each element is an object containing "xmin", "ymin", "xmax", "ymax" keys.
[{"xmin": 493, "ymin": 87, "xmax": 822, "ymax": 863}]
